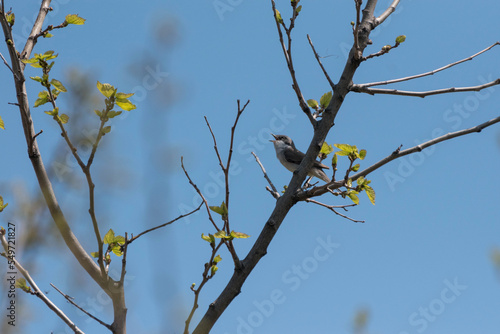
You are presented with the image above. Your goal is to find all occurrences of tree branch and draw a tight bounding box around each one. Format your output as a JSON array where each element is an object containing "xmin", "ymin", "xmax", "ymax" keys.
[
  {"xmin": 251, "ymin": 151, "xmax": 279, "ymax": 198},
  {"xmin": 354, "ymin": 42, "xmax": 500, "ymax": 88},
  {"xmin": 350, "ymin": 79, "xmax": 500, "ymax": 97},
  {"xmin": 374, "ymin": 0, "xmax": 400, "ymax": 26},
  {"xmin": 128, "ymin": 203, "xmax": 203, "ymax": 244},
  {"xmin": 51, "ymin": 283, "xmax": 112, "ymax": 331},
  {"xmin": 307, "ymin": 34, "xmax": 335, "ymax": 91},
  {"xmin": 0, "ymin": 230, "xmax": 84, "ymax": 334},
  {"xmin": 300, "ymin": 115, "xmax": 500, "ymax": 200},
  {"xmin": 304, "ymin": 199, "xmax": 363, "ymax": 223},
  {"xmin": 181, "ymin": 157, "xmax": 221, "ymax": 232},
  {"xmin": 270, "ymin": 0, "xmax": 316, "ymax": 126}
]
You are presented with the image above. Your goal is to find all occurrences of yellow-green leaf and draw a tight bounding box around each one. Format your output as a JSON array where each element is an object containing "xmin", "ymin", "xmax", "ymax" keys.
[
  {"xmin": 347, "ymin": 191, "xmax": 359, "ymax": 205},
  {"xmin": 0, "ymin": 195, "xmax": 8, "ymax": 212},
  {"xmin": 115, "ymin": 99, "xmax": 136, "ymax": 111},
  {"xmin": 30, "ymin": 76, "xmax": 43, "ymax": 83},
  {"xmin": 395, "ymin": 35, "xmax": 406, "ymax": 44},
  {"xmin": 107, "ymin": 110, "xmax": 122, "ymax": 119},
  {"xmin": 209, "ymin": 202, "xmax": 228, "ymax": 216},
  {"xmin": 0, "ymin": 115, "xmax": 4, "ymax": 130},
  {"xmin": 59, "ymin": 114, "xmax": 69, "ymax": 124},
  {"xmin": 201, "ymin": 233, "xmax": 215, "ymax": 243},
  {"xmin": 111, "ymin": 245, "xmax": 123, "ymax": 256},
  {"xmin": 307, "ymin": 99, "xmax": 319, "ymax": 109},
  {"xmin": 44, "ymin": 107, "xmax": 58, "ymax": 116},
  {"xmin": 6, "ymin": 12, "xmax": 15, "ymax": 26},
  {"xmin": 213, "ymin": 255, "xmax": 222, "ymax": 264},
  {"xmin": 359, "ymin": 149, "xmax": 367, "ymax": 160},
  {"xmin": 275, "ymin": 9, "xmax": 283, "ymax": 24},
  {"xmin": 214, "ymin": 230, "xmax": 227, "ymax": 238},
  {"xmin": 96, "ymin": 81, "xmax": 115, "ymax": 98},
  {"xmin": 65, "ymin": 14, "xmax": 86, "ymax": 25},
  {"xmin": 50, "ymin": 79, "xmax": 67, "ymax": 92},
  {"xmin": 90, "ymin": 252, "xmax": 99, "ymax": 258},
  {"xmin": 331, "ymin": 154, "xmax": 338, "ymax": 166},
  {"xmin": 103, "ymin": 229, "xmax": 115, "ymax": 244},
  {"xmin": 15, "ymin": 278, "xmax": 31, "ymax": 293},
  {"xmin": 211, "ymin": 264, "xmax": 218, "ymax": 276},
  {"xmin": 320, "ymin": 91, "xmax": 332, "ymax": 108},
  {"xmin": 230, "ymin": 231, "xmax": 250, "ymax": 239},
  {"xmin": 116, "ymin": 92, "xmax": 134, "ymax": 99},
  {"xmin": 365, "ymin": 185, "xmax": 376, "ymax": 205},
  {"xmin": 320, "ymin": 142, "xmax": 334, "ymax": 156},
  {"xmin": 34, "ymin": 91, "xmax": 50, "ymax": 107},
  {"xmin": 102, "ymin": 126, "xmax": 111, "ymax": 134}
]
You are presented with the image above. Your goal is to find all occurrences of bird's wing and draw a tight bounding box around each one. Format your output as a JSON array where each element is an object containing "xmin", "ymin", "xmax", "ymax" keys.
[
  {"xmin": 284, "ymin": 148, "xmax": 330, "ymax": 170},
  {"xmin": 283, "ymin": 148, "xmax": 305, "ymax": 165}
]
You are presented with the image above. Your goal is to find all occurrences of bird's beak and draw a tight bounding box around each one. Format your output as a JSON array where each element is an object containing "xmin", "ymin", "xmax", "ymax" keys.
[{"xmin": 269, "ymin": 133, "xmax": 277, "ymax": 143}]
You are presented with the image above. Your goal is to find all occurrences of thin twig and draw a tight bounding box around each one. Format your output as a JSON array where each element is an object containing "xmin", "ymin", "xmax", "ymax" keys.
[
  {"xmin": 184, "ymin": 240, "xmax": 225, "ymax": 334},
  {"xmin": 0, "ymin": 231, "xmax": 84, "ymax": 334},
  {"xmin": 181, "ymin": 157, "xmax": 220, "ymax": 231},
  {"xmin": 128, "ymin": 202, "xmax": 204, "ymax": 244},
  {"xmin": 356, "ymin": 42, "xmax": 500, "ymax": 88},
  {"xmin": 307, "ymin": 35, "xmax": 335, "ymax": 91},
  {"xmin": 251, "ymin": 152, "xmax": 279, "ymax": 197},
  {"xmin": 270, "ymin": 0, "xmax": 316, "ymax": 126},
  {"xmin": 51, "ymin": 283, "xmax": 112, "ymax": 330},
  {"xmin": 204, "ymin": 116, "xmax": 225, "ymax": 171},
  {"xmin": 305, "ymin": 198, "xmax": 364, "ymax": 223},
  {"xmin": 0, "ymin": 51, "xmax": 19, "ymax": 80},
  {"xmin": 351, "ymin": 79, "xmax": 500, "ymax": 98}
]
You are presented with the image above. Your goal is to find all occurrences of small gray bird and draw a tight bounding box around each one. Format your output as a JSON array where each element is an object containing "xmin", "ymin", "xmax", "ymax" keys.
[{"xmin": 270, "ymin": 134, "xmax": 331, "ymax": 183}]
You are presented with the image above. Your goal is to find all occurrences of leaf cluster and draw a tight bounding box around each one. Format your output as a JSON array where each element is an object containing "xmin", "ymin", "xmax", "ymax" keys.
[
  {"xmin": 307, "ymin": 91, "xmax": 332, "ymax": 116},
  {"xmin": 91, "ymin": 229, "xmax": 125, "ymax": 264}
]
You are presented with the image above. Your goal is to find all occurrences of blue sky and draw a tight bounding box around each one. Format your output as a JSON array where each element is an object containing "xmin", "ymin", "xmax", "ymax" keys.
[{"xmin": 1, "ymin": 0, "xmax": 500, "ymax": 333}]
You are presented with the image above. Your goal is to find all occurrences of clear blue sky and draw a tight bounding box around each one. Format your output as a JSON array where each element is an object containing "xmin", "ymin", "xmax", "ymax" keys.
[{"xmin": 1, "ymin": 0, "xmax": 500, "ymax": 333}]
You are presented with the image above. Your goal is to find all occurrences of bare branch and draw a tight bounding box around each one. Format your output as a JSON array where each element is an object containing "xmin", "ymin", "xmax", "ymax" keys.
[
  {"xmin": 350, "ymin": 79, "xmax": 500, "ymax": 98},
  {"xmin": 205, "ymin": 116, "xmax": 225, "ymax": 171},
  {"xmin": 226, "ymin": 99, "xmax": 250, "ymax": 209},
  {"xmin": 51, "ymin": 283, "xmax": 112, "ymax": 330},
  {"xmin": 307, "ymin": 34, "xmax": 335, "ymax": 91},
  {"xmin": 0, "ymin": 231, "xmax": 84, "ymax": 334},
  {"xmin": 356, "ymin": 42, "xmax": 500, "ymax": 88},
  {"xmin": 305, "ymin": 199, "xmax": 364, "ymax": 223},
  {"xmin": 128, "ymin": 202, "xmax": 203, "ymax": 244},
  {"xmin": 181, "ymin": 157, "xmax": 221, "ymax": 232},
  {"xmin": 374, "ymin": 0, "xmax": 400, "ymax": 26},
  {"xmin": 185, "ymin": 240, "xmax": 225, "ymax": 334},
  {"xmin": 0, "ymin": 51, "xmax": 19, "ymax": 80},
  {"xmin": 353, "ymin": 115, "xmax": 500, "ymax": 180},
  {"xmin": 20, "ymin": 0, "xmax": 52, "ymax": 63},
  {"xmin": 270, "ymin": 0, "xmax": 316, "ymax": 126},
  {"xmin": 251, "ymin": 152, "xmax": 279, "ymax": 197}
]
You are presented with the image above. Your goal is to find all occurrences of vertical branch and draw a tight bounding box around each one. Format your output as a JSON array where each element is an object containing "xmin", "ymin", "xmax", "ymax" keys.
[{"xmin": 270, "ymin": 0, "xmax": 316, "ymax": 126}]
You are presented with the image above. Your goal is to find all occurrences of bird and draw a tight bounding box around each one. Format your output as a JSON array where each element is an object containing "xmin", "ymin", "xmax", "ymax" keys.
[{"xmin": 270, "ymin": 133, "xmax": 331, "ymax": 183}]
